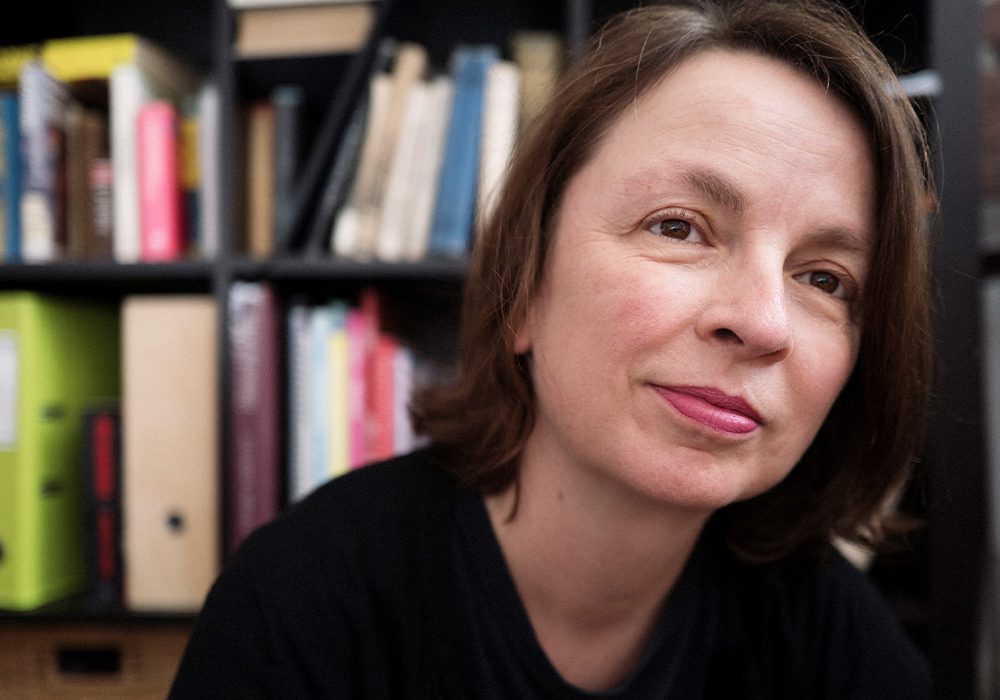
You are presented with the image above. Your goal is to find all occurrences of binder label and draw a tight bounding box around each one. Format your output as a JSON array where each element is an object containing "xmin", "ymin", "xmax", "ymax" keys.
[{"xmin": 0, "ymin": 331, "xmax": 16, "ymax": 450}]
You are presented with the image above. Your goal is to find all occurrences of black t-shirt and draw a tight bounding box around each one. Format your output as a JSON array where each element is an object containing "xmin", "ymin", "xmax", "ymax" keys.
[{"xmin": 169, "ymin": 449, "xmax": 931, "ymax": 698}]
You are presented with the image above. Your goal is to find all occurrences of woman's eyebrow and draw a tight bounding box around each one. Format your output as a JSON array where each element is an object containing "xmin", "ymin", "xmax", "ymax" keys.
[
  {"xmin": 620, "ymin": 164, "xmax": 749, "ymax": 215},
  {"xmin": 679, "ymin": 166, "xmax": 748, "ymax": 216}
]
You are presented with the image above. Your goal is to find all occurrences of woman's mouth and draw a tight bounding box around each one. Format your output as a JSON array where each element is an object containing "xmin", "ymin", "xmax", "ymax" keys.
[{"xmin": 654, "ymin": 385, "xmax": 763, "ymax": 435}]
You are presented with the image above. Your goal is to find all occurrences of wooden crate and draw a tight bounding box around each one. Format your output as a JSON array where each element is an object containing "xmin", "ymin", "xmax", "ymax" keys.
[{"xmin": 0, "ymin": 623, "xmax": 191, "ymax": 699}]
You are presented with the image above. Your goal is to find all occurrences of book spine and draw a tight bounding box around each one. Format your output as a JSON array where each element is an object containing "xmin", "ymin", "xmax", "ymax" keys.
[
  {"xmin": 18, "ymin": 61, "xmax": 68, "ymax": 262},
  {"xmin": 179, "ymin": 101, "xmax": 201, "ymax": 256},
  {"xmin": 327, "ymin": 301, "xmax": 350, "ymax": 477},
  {"xmin": 227, "ymin": 282, "xmax": 279, "ymax": 557},
  {"xmin": 82, "ymin": 408, "xmax": 123, "ymax": 609},
  {"xmin": 138, "ymin": 100, "xmax": 185, "ymax": 262},
  {"xmin": 370, "ymin": 334, "xmax": 397, "ymax": 461},
  {"xmin": 309, "ymin": 304, "xmax": 332, "ymax": 489},
  {"xmin": 393, "ymin": 343, "xmax": 415, "ymax": 454},
  {"xmin": 195, "ymin": 81, "xmax": 221, "ymax": 258},
  {"xmin": 346, "ymin": 307, "xmax": 369, "ymax": 468},
  {"xmin": 246, "ymin": 100, "xmax": 275, "ymax": 259},
  {"xmin": 88, "ymin": 158, "xmax": 114, "ymax": 259},
  {"xmin": 110, "ymin": 63, "xmax": 152, "ymax": 263},
  {"xmin": 287, "ymin": 299, "xmax": 313, "ymax": 502},
  {"xmin": 0, "ymin": 93, "xmax": 22, "ymax": 262},
  {"xmin": 427, "ymin": 46, "xmax": 498, "ymax": 259},
  {"xmin": 271, "ymin": 84, "xmax": 303, "ymax": 252}
]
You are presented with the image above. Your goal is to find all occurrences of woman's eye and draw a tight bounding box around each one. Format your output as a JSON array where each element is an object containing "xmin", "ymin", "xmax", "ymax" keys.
[
  {"xmin": 800, "ymin": 270, "xmax": 846, "ymax": 298},
  {"xmin": 648, "ymin": 218, "xmax": 703, "ymax": 243}
]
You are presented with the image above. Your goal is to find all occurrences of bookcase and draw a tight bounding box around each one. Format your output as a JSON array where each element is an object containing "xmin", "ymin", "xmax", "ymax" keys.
[{"xmin": 0, "ymin": 0, "xmax": 991, "ymax": 697}]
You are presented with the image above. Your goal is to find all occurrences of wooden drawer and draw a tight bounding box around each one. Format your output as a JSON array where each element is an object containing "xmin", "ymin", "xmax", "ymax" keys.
[{"xmin": 0, "ymin": 623, "xmax": 191, "ymax": 699}]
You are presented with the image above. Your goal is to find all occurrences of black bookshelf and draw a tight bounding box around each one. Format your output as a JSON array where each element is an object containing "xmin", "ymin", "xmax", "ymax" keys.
[{"xmin": 0, "ymin": 1, "xmax": 990, "ymax": 697}]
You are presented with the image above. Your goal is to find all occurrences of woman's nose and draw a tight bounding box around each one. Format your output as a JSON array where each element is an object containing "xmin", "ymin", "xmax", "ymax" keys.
[{"xmin": 696, "ymin": 259, "xmax": 792, "ymax": 360}]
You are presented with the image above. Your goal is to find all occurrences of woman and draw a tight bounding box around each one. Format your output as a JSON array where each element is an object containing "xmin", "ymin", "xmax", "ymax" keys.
[{"xmin": 171, "ymin": 0, "xmax": 933, "ymax": 696}]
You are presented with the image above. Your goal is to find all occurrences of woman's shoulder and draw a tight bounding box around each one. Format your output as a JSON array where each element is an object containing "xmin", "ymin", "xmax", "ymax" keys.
[
  {"xmin": 229, "ymin": 448, "xmax": 458, "ymax": 583},
  {"xmin": 714, "ymin": 541, "xmax": 931, "ymax": 698}
]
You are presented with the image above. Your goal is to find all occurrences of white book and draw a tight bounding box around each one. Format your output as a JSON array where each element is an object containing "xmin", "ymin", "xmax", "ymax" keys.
[
  {"xmin": 404, "ymin": 75, "xmax": 453, "ymax": 262},
  {"xmin": 375, "ymin": 80, "xmax": 429, "ymax": 262},
  {"xmin": 331, "ymin": 73, "xmax": 392, "ymax": 258},
  {"xmin": 18, "ymin": 61, "xmax": 69, "ymax": 262},
  {"xmin": 353, "ymin": 42, "xmax": 427, "ymax": 259},
  {"xmin": 477, "ymin": 60, "xmax": 520, "ymax": 227},
  {"xmin": 287, "ymin": 301, "xmax": 313, "ymax": 502},
  {"xmin": 196, "ymin": 80, "xmax": 222, "ymax": 258},
  {"xmin": 392, "ymin": 343, "xmax": 415, "ymax": 454},
  {"xmin": 110, "ymin": 63, "xmax": 153, "ymax": 263}
]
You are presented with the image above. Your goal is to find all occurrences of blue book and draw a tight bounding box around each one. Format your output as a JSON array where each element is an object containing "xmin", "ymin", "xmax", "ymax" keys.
[
  {"xmin": 0, "ymin": 92, "xmax": 21, "ymax": 261},
  {"xmin": 427, "ymin": 45, "xmax": 499, "ymax": 259}
]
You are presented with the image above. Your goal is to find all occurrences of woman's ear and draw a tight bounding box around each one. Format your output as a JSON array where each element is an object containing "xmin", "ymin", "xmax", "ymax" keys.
[{"xmin": 509, "ymin": 304, "xmax": 533, "ymax": 355}]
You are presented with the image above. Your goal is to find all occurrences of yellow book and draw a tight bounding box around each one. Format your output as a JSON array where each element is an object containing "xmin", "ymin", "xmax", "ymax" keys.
[
  {"xmin": 0, "ymin": 44, "xmax": 40, "ymax": 86},
  {"xmin": 327, "ymin": 302, "xmax": 350, "ymax": 478},
  {"xmin": 41, "ymin": 33, "xmax": 199, "ymax": 94}
]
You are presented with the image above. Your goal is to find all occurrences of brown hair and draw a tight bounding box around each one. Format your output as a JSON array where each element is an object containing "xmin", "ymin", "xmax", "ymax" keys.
[{"xmin": 411, "ymin": 0, "xmax": 933, "ymax": 562}]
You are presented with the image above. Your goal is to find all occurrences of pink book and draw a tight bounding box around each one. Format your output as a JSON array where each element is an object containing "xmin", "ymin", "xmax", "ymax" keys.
[
  {"xmin": 369, "ymin": 334, "xmax": 399, "ymax": 461},
  {"xmin": 346, "ymin": 307, "xmax": 369, "ymax": 468},
  {"xmin": 138, "ymin": 100, "xmax": 185, "ymax": 261}
]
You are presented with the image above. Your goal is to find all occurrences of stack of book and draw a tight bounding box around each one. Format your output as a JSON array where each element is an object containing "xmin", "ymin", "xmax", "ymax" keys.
[
  {"xmin": 258, "ymin": 29, "xmax": 564, "ymax": 260},
  {"xmin": 283, "ymin": 286, "xmax": 423, "ymax": 504},
  {"xmin": 0, "ymin": 33, "xmax": 218, "ymax": 264},
  {"xmin": 319, "ymin": 37, "xmax": 539, "ymax": 262}
]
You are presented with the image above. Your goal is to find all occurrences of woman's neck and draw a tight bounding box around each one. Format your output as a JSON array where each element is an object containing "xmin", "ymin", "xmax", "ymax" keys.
[{"xmin": 483, "ymin": 439, "xmax": 711, "ymax": 691}]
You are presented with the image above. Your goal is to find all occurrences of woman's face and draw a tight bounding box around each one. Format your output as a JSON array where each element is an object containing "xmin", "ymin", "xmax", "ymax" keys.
[{"xmin": 515, "ymin": 49, "xmax": 875, "ymax": 513}]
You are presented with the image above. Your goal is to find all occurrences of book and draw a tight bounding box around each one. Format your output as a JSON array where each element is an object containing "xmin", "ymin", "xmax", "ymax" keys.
[
  {"xmin": 233, "ymin": 2, "xmax": 377, "ymax": 58},
  {"xmin": 368, "ymin": 333, "xmax": 398, "ymax": 462},
  {"xmin": 426, "ymin": 45, "xmax": 499, "ymax": 259},
  {"xmin": 271, "ymin": 84, "xmax": 304, "ymax": 252},
  {"xmin": 286, "ymin": 298, "xmax": 313, "ymax": 502},
  {"xmin": 509, "ymin": 30, "xmax": 564, "ymax": 132},
  {"xmin": 477, "ymin": 60, "xmax": 520, "ymax": 227},
  {"xmin": 304, "ymin": 83, "xmax": 369, "ymax": 256},
  {"xmin": 227, "ymin": 282, "xmax": 280, "ymax": 557},
  {"xmin": 276, "ymin": 9, "xmax": 397, "ymax": 255},
  {"xmin": 346, "ymin": 306, "xmax": 371, "ymax": 468},
  {"xmin": 333, "ymin": 41, "xmax": 428, "ymax": 259},
  {"xmin": 307, "ymin": 34, "xmax": 394, "ymax": 256},
  {"xmin": 0, "ymin": 44, "xmax": 41, "ymax": 87},
  {"xmin": 331, "ymin": 72, "xmax": 390, "ymax": 258},
  {"xmin": 0, "ymin": 91, "xmax": 21, "ymax": 261},
  {"xmin": 327, "ymin": 301, "xmax": 351, "ymax": 478},
  {"xmin": 81, "ymin": 406, "xmax": 123, "ymax": 609},
  {"xmin": 18, "ymin": 60, "xmax": 70, "ymax": 262},
  {"xmin": 137, "ymin": 100, "xmax": 185, "ymax": 261},
  {"xmin": 374, "ymin": 78, "xmax": 430, "ymax": 262},
  {"xmin": 64, "ymin": 103, "xmax": 107, "ymax": 261},
  {"xmin": 404, "ymin": 75, "xmax": 453, "ymax": 261},
  {"xmin": 121, "ymin": 295, "xmax": 219, "ymax": 612},
  {"xmin": 353, "ymin": 42, "xmax": 427, "ymax": 259},
  {"xmin": 94, "ymin": 42, "xmax": 199, "ymax": 263},
  {"xmin": 194, "ymin": 80, "xmax": 221, "ymax": 259},
  {"xmin": 228, "ymin": 0, "xmax": 379, "ymax": 7},
  {"xmin": 41, "ymin": 33, "xmax": 199, "ymax": 95},
  {"xmin": 308, "ymin": 303, "xmax": 331, "ymax": 489},
  {"xmin": 88, "ymin": 158, "xmax": 114, "ymax": 259},
  {"xmin": 393, "ymin": 343, "xmax": 416, "ymax": 454},
  {"xmin": 179, "ymin": 97, "xmax": 201, "ymax": 256},
  {"xmin": 245, "ymin": 100, "xmax": 276, "ymax": 259},
  {"xmin": 0, "ymin": 293, "xmax": 120, "ymax": 611}
]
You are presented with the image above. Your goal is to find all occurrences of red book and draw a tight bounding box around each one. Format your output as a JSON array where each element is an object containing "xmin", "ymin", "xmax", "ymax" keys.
[
  {"xmin": 138, "ymin": 99, "xmax": 185, "ymax": 261},
  {"xmin": 227, "ymin": 281, "xmax": 280, "ymax": 557},
  {"xmin": 82, "ymin": 406, "xmax": 123, "ymax": 609}
]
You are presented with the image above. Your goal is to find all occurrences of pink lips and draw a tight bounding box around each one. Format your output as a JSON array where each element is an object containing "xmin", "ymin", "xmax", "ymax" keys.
[{"xmin": 655, "ymin": 386, "xmax": 762, "ymax": 434}]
